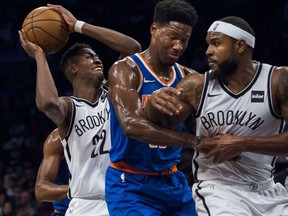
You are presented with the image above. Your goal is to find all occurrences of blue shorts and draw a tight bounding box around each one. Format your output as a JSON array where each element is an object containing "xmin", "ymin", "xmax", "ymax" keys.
[{"xmin": 105, "ymin": 166, "xmax": 196, "ymax": 216}]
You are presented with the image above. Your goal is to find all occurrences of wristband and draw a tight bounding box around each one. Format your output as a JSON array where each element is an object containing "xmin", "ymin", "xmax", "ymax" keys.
[{"xmin": 74, "ymin": 20, "xmax": 85, "ymax": 34}]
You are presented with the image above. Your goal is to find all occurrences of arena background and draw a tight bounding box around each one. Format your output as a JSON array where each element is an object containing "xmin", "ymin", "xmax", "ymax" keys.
[{"xmin": 0, "ymin": 0, "xmax": 288, "ymax": 215}]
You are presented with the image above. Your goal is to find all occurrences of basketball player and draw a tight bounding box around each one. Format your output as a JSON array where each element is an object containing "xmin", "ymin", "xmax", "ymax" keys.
[
  {"xmin": 35, "ymin": 128, "xmax": 70, "ymax": 216},
  {"xmin": 19, "ymin": 4, "xmax": 141, "ymax": 216},
  {"xmin": 146, "ymin": 16, "xmax": 288, "ymax": 215},
  {"xmin": 106, "ymin": 0, "xmax": 198, "ymax": 215}
]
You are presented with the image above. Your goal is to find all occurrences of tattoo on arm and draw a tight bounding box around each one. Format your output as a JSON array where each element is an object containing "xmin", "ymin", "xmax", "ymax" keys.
[{"xmin": 277, "ymin": 71, "xmax": 288, "ymax": 118}]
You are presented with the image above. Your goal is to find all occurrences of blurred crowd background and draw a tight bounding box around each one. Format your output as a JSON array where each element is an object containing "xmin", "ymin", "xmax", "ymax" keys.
[{"xmin": 1, "ymin": 0, "xmax": 288, "ymax": 215}]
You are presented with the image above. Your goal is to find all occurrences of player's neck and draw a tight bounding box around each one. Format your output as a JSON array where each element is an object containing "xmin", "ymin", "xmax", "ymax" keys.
[
  {"xmin": 224, "ymin": 63, "xmax": 257, "ymax": 93},
  {"xmin": 142, "ymin": 49, "xmax": 173, "ymax": 76},
  {"xmin": 73, "ymin": 86, "xmax": 102, "ymax": 103}
]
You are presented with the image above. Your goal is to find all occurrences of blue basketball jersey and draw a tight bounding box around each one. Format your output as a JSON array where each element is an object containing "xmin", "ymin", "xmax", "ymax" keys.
[
  {"xmin": 109, "ymin": 53, "xmax": 186, "ymax": 172},
  {"xmin": 52, "ymin": 158, "xmax": 70, "ymax": 214}
]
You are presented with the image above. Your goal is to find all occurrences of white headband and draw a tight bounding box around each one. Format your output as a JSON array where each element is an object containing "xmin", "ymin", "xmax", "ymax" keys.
[{"xmin": 208, "ymin": 21, "xmax": 255, "ymax": 48}]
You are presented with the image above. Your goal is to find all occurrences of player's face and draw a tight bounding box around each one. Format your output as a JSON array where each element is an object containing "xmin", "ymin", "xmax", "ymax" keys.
[
  {"xmin": 76, "ymin": 48, "xmax": 104, "ymax": 80},
  {"xmin": 205, "ymin": 32, "xmax": 238, "ymax": 78},
  {"xmin": 152, "ymin": 21, "xmax": 192, "ymax": 66}
]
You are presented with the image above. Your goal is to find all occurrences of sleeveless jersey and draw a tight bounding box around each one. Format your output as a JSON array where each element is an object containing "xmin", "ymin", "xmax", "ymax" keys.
[
  {"xmin": 52, "ymin": 158, "xmax": 70, "ymax": 213},
  {"xmin": 61, "ymin": 86, "xmax": 111, "ymax": 199},
  {"xmin": 109, "ymin": 53, "xmax": 186, "ymax": 172},
  {"xmin": 194, "ymin": 62, "xmax": 286, "ymax": 182}
]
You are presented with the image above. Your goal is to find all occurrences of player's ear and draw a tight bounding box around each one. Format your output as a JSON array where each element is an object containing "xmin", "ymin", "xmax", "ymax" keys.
[
  {"xmin": 235, "ymin": 39, "xmax": 246, "ymax": 54},
  {"xmin": 150, "ymin": 22, "xmax": 158, "ymax": 38},
  {"xmin": 67, "ymin": 64, "xmax": 77, "ymax": 74}
]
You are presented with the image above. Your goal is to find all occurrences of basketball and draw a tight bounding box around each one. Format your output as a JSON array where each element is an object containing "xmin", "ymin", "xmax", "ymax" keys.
[{"xmin": 22, "ymin": 6, "xmax": 69, "ymax": 55}]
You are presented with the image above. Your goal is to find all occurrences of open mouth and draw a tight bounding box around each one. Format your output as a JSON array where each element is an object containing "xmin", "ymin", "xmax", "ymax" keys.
[{"xmin": 93, "ymin": 65, "xmax": 103, "ymax": 71}]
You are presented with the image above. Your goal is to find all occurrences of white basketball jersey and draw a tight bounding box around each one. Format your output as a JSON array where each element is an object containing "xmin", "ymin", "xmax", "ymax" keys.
[
  {"xmin": 194, "ymin": 62, "xmax": 286, "ymax": 182},
  {"xmin": 61, "ymin": 86, "xmax": 111, "ymax": 199}
]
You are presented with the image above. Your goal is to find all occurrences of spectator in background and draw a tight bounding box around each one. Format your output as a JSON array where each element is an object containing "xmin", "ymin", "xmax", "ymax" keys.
[
  {"xmin": 17, "ymin": 191, "xmax": 36, "ymax": 216},
  {"xmin": 0, "ymin": 201, "xmax": 16, "ymax": 216}
]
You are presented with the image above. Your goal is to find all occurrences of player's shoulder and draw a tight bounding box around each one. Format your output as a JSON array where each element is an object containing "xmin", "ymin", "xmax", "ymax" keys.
[
  {"xmin": 117, "ymin": 55, "xmax": 139, "ymax": 69},
  {"xmin": 182, "ymin": 66, "xmax": 205, "ymax": 83},
  {"xmin": 109, "ymin": 54, "xmax": 141, "ymax": 81},
  {"xmin": 44, "ymin": 129, "xmax": 63, "ymax": 155},
  {"xmin": 273, "ymin": 65, "xmax": 288, "ymax": 73},
  {"xmin": 271, "ymin": 65, "xmax": 288, "ymax": 83},
  {"xmin": 110, "ymin": 54, "xmax": 136, "ymax": 69},
  {"xmin": 48, "ymin": 128, "xmax": 60, "ymax": 141},
  {"xmin": 177, "ymin": 66, "xmax": 205, "ymax": 93},
  {"xmin": 177, "ymin": 64, "xmax": 203, "ymax": 76}
]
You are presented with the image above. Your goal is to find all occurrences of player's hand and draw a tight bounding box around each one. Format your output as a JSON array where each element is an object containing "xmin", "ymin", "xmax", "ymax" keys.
[
  {"xmin": 18, "ymin": 29, "xmax": 45, "ymax": 59},
  {"xmin": 148, "ymin": 87, "xmax": 185, "ymax": 116},
  {"xmin": 196, "ymin": 134, "xmax": 243, "ymax": 163},
  {"xmin": 47, "ymin": 4, "xmax": 77, "ymax": 32}
]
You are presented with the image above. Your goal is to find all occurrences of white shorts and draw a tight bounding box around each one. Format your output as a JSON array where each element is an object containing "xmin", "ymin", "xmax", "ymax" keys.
[
  {"xmin": 192, "ymin": 179, "xmax": 288, "ymax": 216},
  {"xmin": 65, "ymin": 198, "xmax": 109, "ymax": 216}
]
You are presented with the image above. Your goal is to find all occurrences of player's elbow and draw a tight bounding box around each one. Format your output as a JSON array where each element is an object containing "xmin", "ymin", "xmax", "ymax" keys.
[
  {"xmin": 121, "ymin": 117, "xmax": 148, "ymax": 139},
  {"xmin": 122, "ymin": 117, "xmax": 135, "ymax": 137},
  {"xmin": 121, "ymin": 124, "xmax": 134, "ymax": 137},
  {"xmin": 132, "ymin": 41, "xmax": 142, "ymax": 53},
  {"xmin": 36, "ymin": 98, "xmax": 56, "ymax": 113},
  {"xmin": 122, "ymin": 126, "xmax": 134, "ymax": 137},
  {"xmin": 121, "ymin": 41, "xmax": 141, "ymax": 57},
  {"xmin": 36, "ymin": 100, "xmax": 65, "ymax": 125},
  {"xmin": 35, "ymin": 184, "xmax": 45, "ymax": 202}
]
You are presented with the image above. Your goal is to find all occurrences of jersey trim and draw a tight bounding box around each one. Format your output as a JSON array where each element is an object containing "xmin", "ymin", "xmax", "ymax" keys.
[
  {"xmin": 66, "ymin": 98, "xmax": 76, "ymax": 140},
  {"xmin": 70, "ymin": 96, "xmax": 100, "ymax": 107},
  {"xmin": 194, "ymin": 181, "xmax": 211, "ymax": 216},
  {"xmin": 193, "ymin": 151, "xmax": 200, "ymax": 180},
  {"xmin": 267, "ymin": 65, "xmax": 283, "ymax": 119},
  {"xmin": 195, "ymin": 71, "xmax": 210, "ymax": 118},
  {"xmin": 218, "ymin": 62, "xmax": 262, "ymax": 98},
  {"xmin": 267, "ymin": 65, "xmax": 286, "ymax": 133},
  {"xmin": 110, "ymin": 162, "xmax": 178, "ymax": 175},
  {"xmin": 126, "ymin": 55, "xmax": 143, "ymax": 92},
  {"xmin": 130, "ymin": 53, "xmax": 177, "ymax": 85},
  {"xmin": 174, "ymin": 63, "xmax": 186, "ymax": 78}
]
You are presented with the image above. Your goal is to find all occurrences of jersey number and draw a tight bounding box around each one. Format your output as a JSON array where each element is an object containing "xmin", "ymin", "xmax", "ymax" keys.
[{"xmin": 91, "ymin": 129, "xmax": 109, "ymax": 158}]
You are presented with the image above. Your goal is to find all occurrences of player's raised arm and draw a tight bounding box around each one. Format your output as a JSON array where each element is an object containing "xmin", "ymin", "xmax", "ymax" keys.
[
  {"xmin": 47, "ymin": 4, "xmax": 141, "ymax": 58},
  {"xmin": 18, "ymin": 30, "xmax": 69, "ymax": 127}
]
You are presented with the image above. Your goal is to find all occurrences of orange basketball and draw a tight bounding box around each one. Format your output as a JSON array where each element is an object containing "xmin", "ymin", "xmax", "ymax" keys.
[{"xmin": 22, "ymin": 6, "xmax": 69, "ymax": 55}]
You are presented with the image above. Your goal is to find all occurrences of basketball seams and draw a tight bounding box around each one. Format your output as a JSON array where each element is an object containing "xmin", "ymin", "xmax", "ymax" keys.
[
  {"xmin": 26, "ymin": 8, "xmax": 60, "ymax": 19},
  {"xmin": 23, "ymin": 20, "xmax": 66, "ymax": 30},
  {"xmin": 29, "ymin": 20, "xmax": 65, "ymax": 24},
  {"xmin": 22, "ymin": 20, "xmax": 65, "ymax": 30},
  {"xmin": 32, "ymin": 27, "xmax": 67, "ymax": 44}
]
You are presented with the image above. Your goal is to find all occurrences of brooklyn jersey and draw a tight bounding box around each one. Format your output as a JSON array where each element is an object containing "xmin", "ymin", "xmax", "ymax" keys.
[
  {"xmin": 61, "ymin": 86, "xmax": 111, "ymax": 199},
  {"xmin": 194, "ymin": 62, "xmax": 286, "ymax": 182},
  {"xmin": 109, "ymin": 53, "xmax": 186, "ymax": 172}
]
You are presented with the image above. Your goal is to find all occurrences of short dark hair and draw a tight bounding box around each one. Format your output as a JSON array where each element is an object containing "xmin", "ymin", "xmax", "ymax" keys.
[
  {"xmin": 219, "ymin": 16, "xmax": 255, "ymax": 37},
  {"xmin": 153, "ymin": 0, "xmax": 198, "ymax": 27},
  {"xmin": 60, "ymin": 43, "xmax": 92, "ymax": 73}
]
